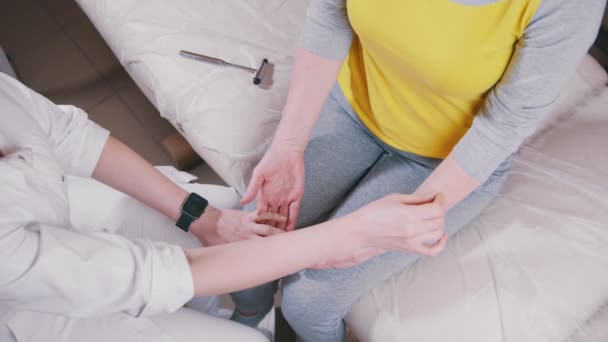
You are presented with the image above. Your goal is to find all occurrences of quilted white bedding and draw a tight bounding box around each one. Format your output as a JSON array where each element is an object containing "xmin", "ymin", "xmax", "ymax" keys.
[{"xmin": 76, "ymin": 1, "xmax": 608, "ymax": 341}]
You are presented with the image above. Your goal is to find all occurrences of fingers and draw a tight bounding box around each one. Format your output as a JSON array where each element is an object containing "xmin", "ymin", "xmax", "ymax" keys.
[
  {"xmin": 414, "ymin": 233, "xmax": 448, "ymax": 256},
  {"xmin": 240, "ymin": 233, "xmax": 262, "ymax": 241},
  {"xmin": 413, "ymin": 216, "xmax": 445, "ymax": 235},
  {"xmin": 392, "ymin": 193, "xmax": 445, "ymax": 220},
  {"xmin": 286, "ymin": 201, "xmax": 301, "ymax": 232},
  {"xmin": 240, "ymin": 171, "xmax": 264, "ymax": 205},
  {"xmin": 398, "ymin": 192, "xmax": 437, "ymax": 205},
  {"xmin": 398, "ymin": 192, "xmax": 445, "ymax": 211},
  {"xmin": 251, "ymin": 224, "xmax": 286, "ymax": 237},
  {"xmin": 410, "ymin": 199, "xmax": 446, "ymax": 220},
  {"xmin": 256, "ymin": 201, "xmax": 270, "ymax": 225},
  {"xmin": 412, "ymin": 227, "xmax": 445, "ymax": 244},
  {"xmin": 277, "ymin": 205, "xmax": 289, "ymax": 230},
  {"xmin": 251, "ymin": 210, "xmax": 287, "ymax": 224},
  {"xmin": 265, "ymin": 205, "xmax": 280, "ymax": 227},
  {"xmin": 434, "ymin": 192, "xmax": 445, "ymax": 207}
]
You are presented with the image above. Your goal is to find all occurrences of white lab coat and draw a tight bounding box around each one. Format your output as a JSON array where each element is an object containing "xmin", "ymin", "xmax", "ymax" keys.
[{"xmin": 0, "ymin": 74, "xmax": 267, "ymax": 342}]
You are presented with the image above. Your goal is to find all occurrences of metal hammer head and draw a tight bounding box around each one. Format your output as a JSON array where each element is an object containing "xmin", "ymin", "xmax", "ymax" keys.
[{"xmin": 253, "ymin": 59, "xmax": 269, "ymax": 85}]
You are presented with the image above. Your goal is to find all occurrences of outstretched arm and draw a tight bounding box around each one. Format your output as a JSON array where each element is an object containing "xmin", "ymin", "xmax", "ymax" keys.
[
  {"xmin": 272, "ymin": 0, "xmax": 353, "ymax": 151},
  {"xmin": 188, "ymin": 193, "xmax": 447, "ymax": 296},
  {"xmin": 417, "ymin": 0, "xmax": 604, "ymax": 210},
  {"xmin": 92, "ymin": 136, "xmax": 285, "ymax": 245},
  {"xmin": 241, "ymin": 0, "xmax": 353, "ymax": 230},
  {"xmin": 92, "ymin": 136, "xmax": 190, "ymax": 224}
]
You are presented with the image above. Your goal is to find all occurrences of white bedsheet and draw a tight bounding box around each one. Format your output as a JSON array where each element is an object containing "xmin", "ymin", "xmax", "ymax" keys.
[
  {"xmin": 76, "ymin": 1, "xmax": 608, "ymax": 340},
  {"xmin": 348, "ymin": 85, "xmax": 608, "ymax": 342}
]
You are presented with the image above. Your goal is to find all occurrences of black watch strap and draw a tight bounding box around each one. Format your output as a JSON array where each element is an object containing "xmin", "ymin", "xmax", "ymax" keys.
[
  {"xmin": 176, "ymin": 213, "xmax": 195, "ymax": 232},
  {"xmin": 177, "ymin": 193, "xmax": 208, "ymax": 232}
]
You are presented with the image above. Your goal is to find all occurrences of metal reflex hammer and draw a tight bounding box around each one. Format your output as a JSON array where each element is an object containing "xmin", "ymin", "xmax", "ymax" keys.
[{"xmin": 179, "ymin": 50, "xmax": 269, "ymax": 85}]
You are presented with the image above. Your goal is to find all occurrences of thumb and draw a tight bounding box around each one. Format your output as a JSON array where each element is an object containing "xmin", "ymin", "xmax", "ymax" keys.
[
  {"xmin": 399, "ymin": 192, "xmax": 438, "ymax": 205},
  {"xmin": 240, "ymin": 171, "xmax": 264, "ymax": 205},
  {"xmin": 434, "ymin": 192, "xmax": 445, "ymax": 206}
]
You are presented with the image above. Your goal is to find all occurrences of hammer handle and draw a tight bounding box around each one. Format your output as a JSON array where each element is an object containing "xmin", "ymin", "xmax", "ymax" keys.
[{"xmin": 179, "ymin": 50, "xmax": 257, "ymax": 73}]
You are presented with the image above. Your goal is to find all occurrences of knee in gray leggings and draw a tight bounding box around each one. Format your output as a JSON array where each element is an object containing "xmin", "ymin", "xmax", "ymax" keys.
[
  {"xmin": 281, "ymin": 270, "xmax": 350, "ymax": 342},
  {"xmin": 230, "ymin": 281, "xmax": 277, "ymax": 327}
]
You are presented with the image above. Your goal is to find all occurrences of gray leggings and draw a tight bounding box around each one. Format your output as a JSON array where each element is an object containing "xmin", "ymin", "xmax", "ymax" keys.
[{"xmin": 232, "ymin": 84, "xmax": 512, "ymax": 342}]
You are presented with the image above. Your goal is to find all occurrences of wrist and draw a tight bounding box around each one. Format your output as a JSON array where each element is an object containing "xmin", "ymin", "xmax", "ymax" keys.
[
  {"xmin": 170, "ymin": 188, "xmax": 190, "ymax": 222},
  {"xmin": 331, "ymin": 215, "xmax": 368, "ymax": 253},
  {"xmin": 270, "ymin": 138, "xmax": 306, "ymax": 154},
  {"xmin": 190, "ymin": 206, "xmax": 224, "ymax": 246},
  {"xmin": 272, "ymin": 121, "xmax": 309, "ymax": 153}
]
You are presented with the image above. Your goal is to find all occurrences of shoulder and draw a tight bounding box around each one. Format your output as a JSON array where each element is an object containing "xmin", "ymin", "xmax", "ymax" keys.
[
  {"xmin": 527, "ymin": 0, "xmax": 605, "ymax": 43},
  {"xmin": 0, "ymin": 73, "xmax": 36, "ymax": 104}
]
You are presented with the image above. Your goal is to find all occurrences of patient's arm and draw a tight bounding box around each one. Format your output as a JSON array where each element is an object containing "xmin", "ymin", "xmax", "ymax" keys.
[
  {"xmin": 416, "ymin": 1, "xmax": 603, "ymax": 210},
  {"xmin": 241, "ymin": 48, "xmax": 344, "ymax": 231},
  {"xmin": 415, "ymin": 154, "xmax": 479, "ymax": 210},
  {"xmin": 187, "ymin": 193, "xmax": 447, "ymax": 296},
  {"xmin": 92, "ymin": 136, "xmax": 284, "ymax": 245},
  {"xmin": 271, "ymin": 49, "xmax": 344, "ymax": 152},
  {"xmin": 186, "ymin": 217, "xmax": 357, "ymax": 296}
]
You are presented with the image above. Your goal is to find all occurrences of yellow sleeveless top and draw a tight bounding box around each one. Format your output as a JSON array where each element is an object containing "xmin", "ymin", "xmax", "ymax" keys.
[{"xmin": 337, "ymin": 0, "xmax": 542, "ymax": 158}]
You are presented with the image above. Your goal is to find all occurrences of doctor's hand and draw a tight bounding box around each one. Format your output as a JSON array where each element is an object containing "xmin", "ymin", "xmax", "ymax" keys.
[
  {"xmin": 241, "ymin": 144, "xmax": 305, "ymax": 232},
  {"xmin": 191, "ymin": 207, "xmax": 286, "ymax": 246},
  {"xmin": 313, "ymin": 193, "xmax": 447, "ymax": 269}
]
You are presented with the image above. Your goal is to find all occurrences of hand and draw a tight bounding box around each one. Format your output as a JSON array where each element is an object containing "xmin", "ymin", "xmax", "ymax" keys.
[
  {"xmin": 344, "ymin": 193, "xmax": 448, "ymax": 257},
  {"xmin": 191, "ymin": 207, "xmax": 286, "ymax": 245},
  {"xmin": 241, "ymin": 144, "xmax": 305, "ymax": 231}
]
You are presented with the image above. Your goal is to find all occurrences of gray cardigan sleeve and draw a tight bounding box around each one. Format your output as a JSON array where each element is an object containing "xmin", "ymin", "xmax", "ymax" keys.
[
  {"xmin": 452, "ymin": 0, "xmax": 606, "ymax": 182},
  {"xmin": 299, "ymin": 0, "xmax": 353, "ymax": 60}
]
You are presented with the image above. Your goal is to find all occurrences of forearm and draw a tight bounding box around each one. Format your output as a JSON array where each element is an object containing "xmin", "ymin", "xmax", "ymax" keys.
[
  {"xmin": 272, "ymin": 48, "xmax": 343, "ymax": 151},
  {"xmin": 186, "ymin": 217, "xmax": 358, "ymax": 296},
  {"xmin": 415, "ymin": 154, "xmax": 480, "ymax": 210},
  {"xmin": 92, "ymin": 136, "xmax": 211, "ymax": 222}
]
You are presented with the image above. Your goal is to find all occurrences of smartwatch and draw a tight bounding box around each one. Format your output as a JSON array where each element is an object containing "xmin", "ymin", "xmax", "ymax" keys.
[{"xmin": 176, "ymin": 193, "xmax": 209, "ymax": 232}]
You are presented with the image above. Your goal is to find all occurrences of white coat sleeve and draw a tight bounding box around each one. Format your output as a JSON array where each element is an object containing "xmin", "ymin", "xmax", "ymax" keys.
[
  {"xmin": 0, "ymin": 74, "xmax": 195, "ymax": 318},
  {"xmin": 0, "ymin": 221, "xmax": 195, "ymax": 318},
  {"xmin": 0, "ymin": 73, "xmax": 107, "ymax": 177},
  {"xmin": 28, "ymin": 85, "xmax": 109, "ymax": 177}
]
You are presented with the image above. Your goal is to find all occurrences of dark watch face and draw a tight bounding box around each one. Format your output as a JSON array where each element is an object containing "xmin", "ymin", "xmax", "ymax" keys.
[{"xmin": 183, "ymin": 193, "xmax": 208, "ymax": 217}]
